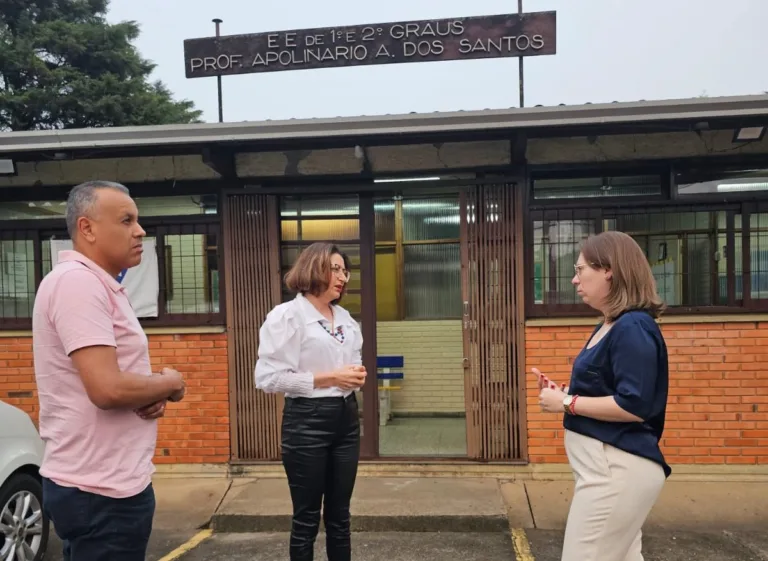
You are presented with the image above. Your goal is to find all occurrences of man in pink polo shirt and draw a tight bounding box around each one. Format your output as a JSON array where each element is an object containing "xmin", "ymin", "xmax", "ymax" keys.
[{"xmin": 32, "ymin": 180, "xmax": 186, "ymax": 561}]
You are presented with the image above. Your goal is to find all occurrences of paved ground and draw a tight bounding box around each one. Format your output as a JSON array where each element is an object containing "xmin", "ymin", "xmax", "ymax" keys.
[
  {"xmin": 157, "ymin": 530, "xmax": 768, "ymax": 561},
  {"xmin": 44, "ymin": 527, "xmax": 200, "ymax": 561},
  {"xmin": 525, "ymin": 529, "xmax": 768, "ymax": 561}
]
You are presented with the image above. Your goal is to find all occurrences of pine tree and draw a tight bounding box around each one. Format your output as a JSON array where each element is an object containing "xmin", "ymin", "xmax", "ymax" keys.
[{"xmin": 0, "ymin": 0, "xmax": 202, "ymax": 131}]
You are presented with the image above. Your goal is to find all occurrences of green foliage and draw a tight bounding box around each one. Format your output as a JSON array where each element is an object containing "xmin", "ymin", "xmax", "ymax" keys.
[{"xmin": 0, "ymin": 0, "xmax": 202, "ymax": 130}]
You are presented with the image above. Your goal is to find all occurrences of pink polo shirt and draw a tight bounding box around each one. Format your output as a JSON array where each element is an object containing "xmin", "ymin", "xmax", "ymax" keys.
[{"xmin": 32, "ymin": 250, "xmax": 157, "ymax": 499}]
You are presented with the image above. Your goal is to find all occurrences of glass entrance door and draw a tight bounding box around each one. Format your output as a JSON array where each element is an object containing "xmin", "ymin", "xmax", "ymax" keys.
[{"xmin": 371, "ymin": 194, "xmax": 468, "ymax": 457}]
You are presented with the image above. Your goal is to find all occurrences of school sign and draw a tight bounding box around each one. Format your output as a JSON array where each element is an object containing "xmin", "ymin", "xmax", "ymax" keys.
[{"xmin": 183, "ymin": 11, "xmax": 557, "ymax": 78}]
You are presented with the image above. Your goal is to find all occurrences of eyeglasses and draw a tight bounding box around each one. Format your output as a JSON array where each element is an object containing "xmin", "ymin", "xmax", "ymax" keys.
[
  {"xmin": 573, "ymin": 264, "xmax": 588, "ymax": 278},
  {"xmin": 331, "ymin": 265, "xmax": 350, "ymax": 282},
  {"xmin": 574, "ymin": 262, "xmax": 603, "ymax": 277}
]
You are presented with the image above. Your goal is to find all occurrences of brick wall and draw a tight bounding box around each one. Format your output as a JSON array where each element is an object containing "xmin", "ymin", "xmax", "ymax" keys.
[
  {"xmin": 0, "ymin": 333, "xmax": 230, "ymax": 465},
  {"xmin": 376, "ymin": 320, "xmax": 465, "ymax": 414},
  {"xmin": 525, "ymin": 322, "xmax": 768, "ymax": 465}
]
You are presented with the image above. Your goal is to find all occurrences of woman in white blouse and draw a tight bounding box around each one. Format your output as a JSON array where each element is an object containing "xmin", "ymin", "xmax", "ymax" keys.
[{"xmin": 255, "ymin": 242, "xmax": 367, "ymax": 561}]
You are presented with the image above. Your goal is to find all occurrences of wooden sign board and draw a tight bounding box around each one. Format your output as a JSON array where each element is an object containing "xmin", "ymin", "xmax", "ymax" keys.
[{"xmin": 184, "ymin": 11, "xmax": 556, "ymax": 78}]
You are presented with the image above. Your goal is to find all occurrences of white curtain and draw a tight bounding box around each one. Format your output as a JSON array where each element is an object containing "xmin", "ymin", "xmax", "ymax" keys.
[{"xmin": 50, "ymin": 240, "xmax": 159, "ymax": 318}]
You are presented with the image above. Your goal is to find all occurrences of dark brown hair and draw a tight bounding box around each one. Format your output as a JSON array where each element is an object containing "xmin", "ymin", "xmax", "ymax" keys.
[
  {"xmin": 284, "ymin": 242, "xmax": 350, "ymax": 303},
  {"xmin": 580, "ymin": 231, "xmax": 665, "ymax": 322}
]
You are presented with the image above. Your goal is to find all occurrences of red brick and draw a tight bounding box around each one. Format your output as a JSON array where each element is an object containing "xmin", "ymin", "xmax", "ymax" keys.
[
  {"xmin": 525, "ymin": 322, "xmax": 768, "ymax": 468},
  {"xmin": 0, "ymin": 334, "xmax": 230, "ymax": 466}
]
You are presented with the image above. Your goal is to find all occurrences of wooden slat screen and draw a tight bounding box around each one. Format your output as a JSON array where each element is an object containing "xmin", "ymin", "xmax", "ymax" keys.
[
  {"xmin": 460, "ymin": 183, "xmax": 524, "ymax": 461},
  {"xmin": 223, "ymin": 194, "xmax": 283, "ymax": 461}
]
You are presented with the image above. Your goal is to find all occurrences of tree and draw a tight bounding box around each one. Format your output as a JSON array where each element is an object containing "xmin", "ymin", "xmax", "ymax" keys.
[{"xmin": 0, "ymin": 0, "xmax": 202, "ymax": 131}]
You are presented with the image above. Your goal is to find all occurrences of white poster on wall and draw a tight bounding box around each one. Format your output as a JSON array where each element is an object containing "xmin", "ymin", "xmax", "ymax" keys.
[{"xmin": 50, "ymin": 240, "xmax": 159, "ymax": 317}]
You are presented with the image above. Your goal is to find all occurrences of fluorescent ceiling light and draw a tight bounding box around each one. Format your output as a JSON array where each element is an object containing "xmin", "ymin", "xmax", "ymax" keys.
[
  {"xmin": 733, "ymin": 127, "xmax": 766, "ymax": 143},
  {"xmin": 0, "ymin": 159, "xmax": 15, "ymax": 175},
  {"xmin": 716, "ymin": 182, "xmax": 768, "ymax": 192},
  {"xmin": 374, "ymin": 176, "xmax": 441, "ymax": 183}
]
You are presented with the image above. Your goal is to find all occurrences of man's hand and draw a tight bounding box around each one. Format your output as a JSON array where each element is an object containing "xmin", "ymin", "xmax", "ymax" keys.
[
  {"xmin": 135, "ymin": 400, "xmax": 166, "ymax": 420},
  {"xmin": 162, "ymin": 367, "xmax": 186, "ymax": 402}
]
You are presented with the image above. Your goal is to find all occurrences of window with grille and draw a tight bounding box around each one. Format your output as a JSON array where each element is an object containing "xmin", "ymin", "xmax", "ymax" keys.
[
  {"xmin": 0, "ymin": 195, "xmax": 222, "ymax": 329},
  {"xmin": 528, "ymin": 167, "xmax": 768, "ymax": 316}
]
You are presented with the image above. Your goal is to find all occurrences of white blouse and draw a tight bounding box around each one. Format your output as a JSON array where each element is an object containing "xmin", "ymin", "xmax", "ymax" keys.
[{"xmin": 254, "ymin": 293, "xmax": 363, "ymax": 398}]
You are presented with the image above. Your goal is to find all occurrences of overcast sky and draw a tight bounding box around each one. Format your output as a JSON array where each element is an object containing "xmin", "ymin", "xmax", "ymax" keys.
[{"xmin": 106, "ymin": 0, "xmax": 766, "ymax": 124}]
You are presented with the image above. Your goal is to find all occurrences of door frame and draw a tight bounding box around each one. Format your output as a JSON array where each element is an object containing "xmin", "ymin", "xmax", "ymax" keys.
[
  {"xmin": 227, "ymin": 187, "xmax": 381, "ymax": 458},
  {"xmin": 223, "ymin": 176, "xmax": 527, "ymax": 463},
  {"xmin": 359, "ymin": 195, "xmax": 379, "ymax": 459}
]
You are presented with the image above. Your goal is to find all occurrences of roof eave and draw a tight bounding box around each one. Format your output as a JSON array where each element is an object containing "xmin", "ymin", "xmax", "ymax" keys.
[{"xmin": 1, "ymin": 94, "xmax": 767, "ymax": 155}]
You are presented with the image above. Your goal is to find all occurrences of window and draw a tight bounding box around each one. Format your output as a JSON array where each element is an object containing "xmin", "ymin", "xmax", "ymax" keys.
[
  {"xmin": 374, "ymin": 195, "xmax": 462, "ymax": 320},
  {"xmin": 0, "ymin": 195, "xmax": 222, "ymax": 328},
  {"xmin": 526, "ymin": 165, "xmax": 768, "ymax": 316},
  {"xmin": 675, "ymin": 167, "xmax": 768, "ymax": 197},
  {"xmin": 0, "ymin": 194, "xmax": 218, "ymax": 221},
  {"xmin": 531, "ymin": 211, "xmax": 596, "ymax": 306},
  {"xmin": 279, "ymin": 196, "xmax": 362, "ymax": 318},
  {"xmin": 0, "ymin": 237, "xmax": 35, "ymax": 325},
  {"xmin": 532, "ymin": 174, "xmax": 663, "ymax": 201},
  {"xmin": 528, "ymin": 201, "xmax": 768, "ymax": 315}
]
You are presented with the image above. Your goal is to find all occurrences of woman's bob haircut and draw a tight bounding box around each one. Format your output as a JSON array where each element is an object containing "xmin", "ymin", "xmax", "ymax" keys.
[{"xmin": 284, "ymin": 242, "xmax": 351, "ymax": 304}]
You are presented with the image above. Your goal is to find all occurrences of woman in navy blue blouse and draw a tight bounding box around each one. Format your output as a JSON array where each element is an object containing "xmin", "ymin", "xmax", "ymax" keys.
[{"xmin": 533, "ymin": 231, "xmax": 670, "ymax": 561}]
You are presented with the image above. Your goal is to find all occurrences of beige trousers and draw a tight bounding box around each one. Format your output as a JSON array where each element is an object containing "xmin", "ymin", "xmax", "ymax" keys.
[{"xmin": 561, "ymin": 430, "xmax": 665, "ymax": 561}]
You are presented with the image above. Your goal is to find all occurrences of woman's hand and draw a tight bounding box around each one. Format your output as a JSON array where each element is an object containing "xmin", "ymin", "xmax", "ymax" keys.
[
  {"xmin": 538, "ymin": 387, "xmax": 567, "ymax": 413},
  {"xmin": 334, "ymin": 365, "xmax": 367, "ymax": 390},
  {"xmin": 531, "ymin": 368, "xmax": 567, "ymax": 392}
]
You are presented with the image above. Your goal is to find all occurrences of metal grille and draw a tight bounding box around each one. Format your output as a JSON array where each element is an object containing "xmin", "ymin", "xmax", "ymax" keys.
[
  {"xmin": 0, "ymin": 212, "xmax": 222, "ymax": 328},
  {"xmin": 460, "ymin": 183, "xmax": 524, "ymax": 461},
  {"xmin": 160, "ymin": 225, "xmax": 220, "ymax": 315},
  {"xmin": 223, "ymin": 194, "xmax": 283, "ymax": 461}
]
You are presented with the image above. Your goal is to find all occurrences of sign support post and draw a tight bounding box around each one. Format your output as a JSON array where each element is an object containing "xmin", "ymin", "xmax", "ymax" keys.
[
  {"xmin": 213, "ymin": 18, "xmax": 224, "ymax": 123},
  {"xmin": 518, "ymin": 0, "xmax": 525, "ymax": 107}
]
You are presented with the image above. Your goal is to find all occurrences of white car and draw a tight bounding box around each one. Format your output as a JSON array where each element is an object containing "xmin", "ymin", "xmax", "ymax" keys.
[{"xmin": 0, "ymin": 401, "xmax": 49, "ymax": 561}]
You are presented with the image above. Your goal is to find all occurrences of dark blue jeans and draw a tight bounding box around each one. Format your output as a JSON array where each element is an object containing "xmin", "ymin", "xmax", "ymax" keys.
[{"xmin": 42, "ymin": 477, "xmax": 155, "ymax": 561}]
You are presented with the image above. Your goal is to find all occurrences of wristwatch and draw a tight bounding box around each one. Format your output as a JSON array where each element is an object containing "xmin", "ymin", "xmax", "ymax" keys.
[{"xmin": 563, "ymin": 395, "xmax": 575, "ymax": 415}]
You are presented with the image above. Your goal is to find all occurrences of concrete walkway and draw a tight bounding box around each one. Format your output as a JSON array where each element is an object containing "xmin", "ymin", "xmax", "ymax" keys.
[{"xmin": 211, "ymin": 477, "xmax": 768, "ymax": 534}]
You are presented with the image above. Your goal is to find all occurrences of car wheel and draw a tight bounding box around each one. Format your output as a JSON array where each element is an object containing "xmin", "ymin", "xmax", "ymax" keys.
[{"xmin": 0, "ymin": 473, "xmax": 49, "ymax": 561}]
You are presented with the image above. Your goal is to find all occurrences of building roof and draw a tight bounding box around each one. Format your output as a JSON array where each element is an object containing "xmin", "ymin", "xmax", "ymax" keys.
[{"xmin": 1, "ymin": 94, "xmax": 767, "ymax": 155}]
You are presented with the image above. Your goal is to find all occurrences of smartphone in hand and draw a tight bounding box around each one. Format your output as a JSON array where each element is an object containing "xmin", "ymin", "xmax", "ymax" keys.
[{"xmin": 532, "ymin": 368, "xmax": 558, "ymax": 390}]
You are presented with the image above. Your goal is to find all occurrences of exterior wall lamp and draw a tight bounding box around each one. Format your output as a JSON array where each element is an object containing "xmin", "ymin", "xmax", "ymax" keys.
[
  {"xmin": 0, "ymin": 159, "xmax": 16, "ymax": 176},
  {"xmin": 733, "ymin": 126, "xmax": 766, "ymax": 143}
]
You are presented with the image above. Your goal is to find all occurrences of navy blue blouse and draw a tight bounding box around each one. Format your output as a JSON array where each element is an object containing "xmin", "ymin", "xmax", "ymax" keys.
[{"xmin": 564, "ymin": 310, "xmax": 671, "ymax": 478}]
